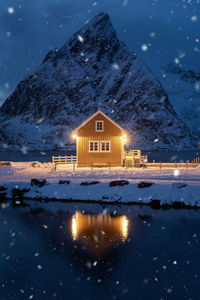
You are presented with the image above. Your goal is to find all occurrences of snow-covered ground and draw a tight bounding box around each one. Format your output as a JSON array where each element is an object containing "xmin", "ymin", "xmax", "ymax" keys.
[{"xmin": 0, "ymin": 161, "xmax": 200, "ymax": 207}]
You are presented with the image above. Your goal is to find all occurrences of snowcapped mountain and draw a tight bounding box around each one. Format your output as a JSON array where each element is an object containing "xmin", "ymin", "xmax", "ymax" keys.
[{"xmin": 0, "ymin": 12, "xmax": 197, "ymax": 150}]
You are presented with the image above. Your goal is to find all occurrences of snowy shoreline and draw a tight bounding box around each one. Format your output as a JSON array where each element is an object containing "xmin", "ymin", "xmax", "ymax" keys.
[{"xmin": 0, "ymin": 162, "xmax": 200, "ymax": 208}]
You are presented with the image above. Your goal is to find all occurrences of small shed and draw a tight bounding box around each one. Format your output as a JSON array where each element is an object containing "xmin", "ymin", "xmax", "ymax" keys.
[{"xmin": 72, "ymin": 109, "xmax": 127, "ymax": 167}]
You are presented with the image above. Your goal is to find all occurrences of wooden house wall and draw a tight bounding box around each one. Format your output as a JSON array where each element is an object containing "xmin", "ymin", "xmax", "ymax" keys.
[{"xmin": 77, "ymin": 112, "xmax": 123, "ymax": 167}]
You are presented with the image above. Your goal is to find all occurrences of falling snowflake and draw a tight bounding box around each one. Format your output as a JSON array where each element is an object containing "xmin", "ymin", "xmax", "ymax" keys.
[
  {"xmin": 150, "ymin": 32, "xmax": 155, "ymax": 38},
  {"xmin": 174, "ymin": 57, "xmax": 179, "ymax": 64},
  {"xmin": 191, "ymin": 15, "xmax": 197, "ymax": 22},
  {"xmin": 78, "ymin": 35, "xmax": 84, "ymax": 43},
  {"xmin": 122, "ymin": 0, "xmax": 128, "ymax": 6},
  {"xmin": 7, "ymin": 7, "xmax": 15, "ymax": 14},
  {"xmin": 21, "ymin": 145, "xmax": 28, "ymax": 155},
  {"xmin": 4, "ymin": 82, "xmax": 10, "ymax": 89},
  {"xmin": 112, "ymin": 63, "xmax": 120, "ymax": 70},
  {"xmin": 173, "ymin": 169, "xmax": 179, "ymax": 176},
  {"xmin": 141, "ymin": 44, "xmax": 148, "ymax": 52},
  {"xmin": 195, "ymin": 81, "xmax": 200, "ymax": 92},
  {"xmin": 93, "ymin": 1, "xmax": 98, "ymax": 6}
]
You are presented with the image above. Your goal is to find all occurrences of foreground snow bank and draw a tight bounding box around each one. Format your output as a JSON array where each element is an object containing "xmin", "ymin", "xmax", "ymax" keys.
[
  {"xmin": 1, "ymin": 179, "xmax": 200, "ymax": 208},
  {"xmin": 0, "ymin": 162, "xmax": 200, "ymax": 208}
]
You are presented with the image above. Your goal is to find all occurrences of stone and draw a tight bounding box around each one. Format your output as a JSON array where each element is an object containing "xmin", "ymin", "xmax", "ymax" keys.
[
  {"xmin": 138, "ymin": 182, "xmax": 154, "ymax": 188},
  {"xmin": 80, "ymin": 181, "xmax": 100, "ymax": 186},
  {"xmin": 109, "ymin": 180, "xmax": 129, "ymax": 187},
  {"xmin": 12, "ymin": 188, "xmax": 30, "ymax": 198},
  {"xmin": 58, "ymin": 180, "xmax": 70, "ymax": 185},
  {"xmin": 31, "ymin": 179, "xmax": 46, "ymax": 187}
]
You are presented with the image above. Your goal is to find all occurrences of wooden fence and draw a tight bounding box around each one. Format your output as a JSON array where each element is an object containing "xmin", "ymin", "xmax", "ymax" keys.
[
  {"xmin": 52, "ymin": 155, "xmax": 200, "ymax": 171},
  {"xmin": 143, "ymin": 158, "xmax": 199, "ymax": 169},
  {"xmin": 52, "ymin": 155, "xmax": 77, "ymax": 165}
]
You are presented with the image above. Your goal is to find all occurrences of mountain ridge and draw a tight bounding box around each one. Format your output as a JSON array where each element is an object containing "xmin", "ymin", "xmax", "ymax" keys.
[{"xmin": 0, "ymin": 12, "xmax": 196, "ymax": 150}]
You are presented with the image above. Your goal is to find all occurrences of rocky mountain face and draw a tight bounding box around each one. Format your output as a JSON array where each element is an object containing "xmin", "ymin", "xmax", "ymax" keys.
[
  {"xmin": 164, "ymin": 64, "xmax": 200, "ymax": 136},
  {"xmin": 0, "ymin": 13, "xmax": 197, "ymax": 150}
]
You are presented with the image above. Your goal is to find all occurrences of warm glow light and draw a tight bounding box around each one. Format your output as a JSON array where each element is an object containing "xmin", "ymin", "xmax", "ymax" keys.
[
  {"xmin": 71, "ymin": 215, "xmax": 77, "ymax": 240},
  {"xmin": 121, "ymin": 135, "xmax": 127, "ymax": 143},
  {"xmin": 121, "ymin": 215, "xmax": 129, "ymax": 241},
  {"xmin": 70, "ymin": 212, "xmax": 130, "ymax": 254},
  {"xmin": 72, "ymin": 134, "xmax": 77, "ymax": 139}
]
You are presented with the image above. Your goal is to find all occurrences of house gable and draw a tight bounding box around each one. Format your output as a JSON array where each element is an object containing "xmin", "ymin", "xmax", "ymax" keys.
[{"xmin": 74, "ymin": 110, "xmax": 125, "ymax": 137}]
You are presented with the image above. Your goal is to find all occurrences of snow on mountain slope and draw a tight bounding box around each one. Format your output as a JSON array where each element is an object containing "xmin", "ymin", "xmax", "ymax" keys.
[
  {"xmin": 162, "ymin": 65, "xmax": 200, "ymax": 135},
  {"xmin": 0, "ymin": 12, "xmax": 197, "ymax": 151}
]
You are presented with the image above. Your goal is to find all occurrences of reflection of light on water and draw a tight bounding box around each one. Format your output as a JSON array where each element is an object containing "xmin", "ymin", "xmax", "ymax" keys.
[
  {"xmin": 71, "ymin": 215, "xmax": 77, "ymax": 240},
  {"xmin": 121, "ymin": 216, "xmax": 129, "ymax": 241},
  {"xmin": 70, "ymin": 211, "xmax": 130, "ymax": 252}
]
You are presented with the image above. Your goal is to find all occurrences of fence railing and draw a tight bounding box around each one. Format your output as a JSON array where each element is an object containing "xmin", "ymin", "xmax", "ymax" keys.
[
  {"xmin": 52, "ymin": 155, "xmax": 77, "ymax": 165},
  {"xmin": 52, "ymin": 155, "xmax": 199, "ymax": 170},
  {"xmin": 142, "ymin": 158, "xmax": 199, "ymax": 169}
]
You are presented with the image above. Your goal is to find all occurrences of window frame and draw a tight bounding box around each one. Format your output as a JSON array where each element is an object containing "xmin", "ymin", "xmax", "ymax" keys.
[
  {"xmin": 89, "ymin": 141, "xmax": 111, "ymax": 153},
  {"xmin": 89, "ymin": 141, "xmax": 99, "ymax": 152},
  {"xmin": 95, "ymin": 120, "xmax": 104, "ymax": 132},
  {"xmin": 99, "ymin": 141, "xmax": 111, "ymax": 152}
]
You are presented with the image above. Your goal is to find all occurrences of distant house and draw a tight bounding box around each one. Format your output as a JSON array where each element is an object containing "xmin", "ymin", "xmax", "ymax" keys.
[{"xmin": 72, "ymin": 109, "xmax": 127, "ymax": 167}]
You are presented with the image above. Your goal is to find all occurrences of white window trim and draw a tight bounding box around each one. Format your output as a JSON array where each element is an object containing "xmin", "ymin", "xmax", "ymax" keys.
[
  {"xmin": 88, "ymin": 141, "xmax": 111, "ymax": 152},
  {"xmin": 89, "ymin": 141, "xmax": 99, "ymax": 152},
  {"xmin": 99, "ymin": 141, "xmax": 111, "ymax": 152},
  {"xmin": 95, "ymin": 120, "xmax": 104, "ymax": 132}
]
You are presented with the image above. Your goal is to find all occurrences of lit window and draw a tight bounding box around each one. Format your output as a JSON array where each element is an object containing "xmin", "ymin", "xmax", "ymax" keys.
[
  {"xmin": 106, "ymin": 142, "xmax": 110, "ymax": 151},
  {"xmin": 100, "ymin": 141, "xmax": 111, "ymax": 152},
  {"xmin": 101, "ymin": 142, "xmax": 105, "ymax": 151},
  {"xmin": 89, "ymin": 141, "xmax": 99, "ymax": 152},
  {"xmin": 89, "ymin": 142, "xmax": 94, "ymax": 152},
  {"xmin": 94, "ymin": 142, "xmax": 98, "ymax": 151},
  {"xmin": 89, "ymin": 141, "xmax": 110, "ymax": 152},
  {"xmin": 96, "ymin": 121, "xmax": 104, "ymax": 132}
]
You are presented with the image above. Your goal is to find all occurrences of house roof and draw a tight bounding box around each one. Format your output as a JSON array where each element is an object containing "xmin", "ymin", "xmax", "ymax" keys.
[{"xmin": 73, "ymin": 109, "xmax": 126, "ymax": 134}]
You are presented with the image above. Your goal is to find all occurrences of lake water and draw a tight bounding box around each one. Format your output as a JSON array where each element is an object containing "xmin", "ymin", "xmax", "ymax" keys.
[
  {"xmin": 0, "ymin": 150, "xmax": 200, "ymax": 163},
  {"xmin": 1, "ymin": 202, "xmax": 200, "ymax": 300}
]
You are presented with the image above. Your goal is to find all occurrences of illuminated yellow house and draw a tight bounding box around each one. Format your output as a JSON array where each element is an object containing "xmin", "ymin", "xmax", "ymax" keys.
[{"xmin": 72, "ymin": 109, "xmax": 127, "ymax": 167}]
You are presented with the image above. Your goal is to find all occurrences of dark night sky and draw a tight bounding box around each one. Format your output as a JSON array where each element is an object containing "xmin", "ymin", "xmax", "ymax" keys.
[{"xmin": 0, "ymin": 0, "xmax": 200, "ymax": 106}]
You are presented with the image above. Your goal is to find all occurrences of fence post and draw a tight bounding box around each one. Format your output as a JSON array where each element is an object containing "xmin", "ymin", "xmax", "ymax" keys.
[{"xmin": 73, "ymin": 162, "xmax": 75, "ymax": 171}]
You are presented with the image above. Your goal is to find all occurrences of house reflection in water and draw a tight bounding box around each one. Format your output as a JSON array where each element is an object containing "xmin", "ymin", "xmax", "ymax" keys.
[{"xmin": 71, "ymin": 211, "xmax": 129, "ymax": 255}]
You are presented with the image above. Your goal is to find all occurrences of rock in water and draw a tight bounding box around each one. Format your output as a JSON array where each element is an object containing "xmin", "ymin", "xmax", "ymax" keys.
[{"xmin": 0, "ymin": 13, "xmax": 195, "ymax": 150}]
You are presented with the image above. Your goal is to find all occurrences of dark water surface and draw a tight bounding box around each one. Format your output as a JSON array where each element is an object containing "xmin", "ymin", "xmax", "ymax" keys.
[
  {"xmin": 0, "ymin": 202, "xmax": 200, "ymax": 300},
  {"xmin": 0, "ymin": 150, "xmax": 199, "ymax": 163}
]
